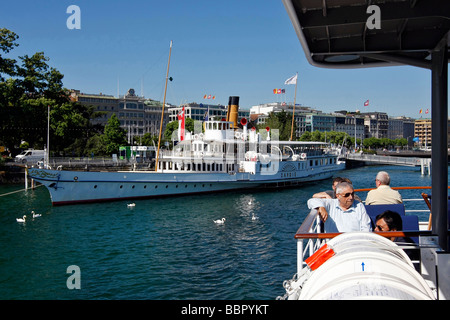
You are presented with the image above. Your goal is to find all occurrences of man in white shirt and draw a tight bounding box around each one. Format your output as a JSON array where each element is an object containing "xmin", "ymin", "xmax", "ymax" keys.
[
  {"xmin": 365, "ymin": 171, "xmax": 402, "ymax": 205},
  {"xmin": 307, "ymin": 182, "xmax": 372, "ymax": 233}
]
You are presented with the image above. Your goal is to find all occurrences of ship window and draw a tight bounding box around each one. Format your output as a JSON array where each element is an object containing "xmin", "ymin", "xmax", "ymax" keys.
[
  {"xmin": 120, "ymin": 185, "xmax": 123, "ymax": 188},
  {"xmin": 155, "ymin": 185, "xmax": 158, "ymax": 189},
  {"xmin": 144, "ymin": 185, "xmax": 147, "ymax": 189},
  {"xmin": 94, "ymin": 185, "xmax": 97, "ymax": 189}
]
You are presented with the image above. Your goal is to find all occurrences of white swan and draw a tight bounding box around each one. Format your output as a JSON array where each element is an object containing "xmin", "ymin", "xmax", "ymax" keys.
[
  {"xmin": 251, "ymin": 213, "xmax": 259, "ymax": 220},
  {"xmin": 32, "ymin": 211, "xmax": 41, "ymax": 218},
  {"xmin": 16, "ymin": 215, "xmax": 27, "ymax": 223},
  {"xmin": 127, "ymin": 203, "xmax": 136, "ymax": 207},
  {"xmin": 214, "ymin": 218, "xmax": 226, "ymax": 224}
]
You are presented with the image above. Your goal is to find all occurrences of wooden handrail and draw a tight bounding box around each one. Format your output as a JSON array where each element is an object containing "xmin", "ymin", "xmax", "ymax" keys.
[
  {"xmin": 354, "ymin": 186, "xmax": 450, "ymax": 192},
  {"xmin": 294, "ymin": 230, "xmax": 436, "ymax": 240}
]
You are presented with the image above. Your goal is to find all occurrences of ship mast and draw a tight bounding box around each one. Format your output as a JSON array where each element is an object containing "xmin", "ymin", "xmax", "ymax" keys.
[
  {"xmin": 155, "ymin": 40, "xmax": 173, "ymax": 172},
  {"xmin": 289, "ymin": 72, "xmax": 298, "ymax": 141}
]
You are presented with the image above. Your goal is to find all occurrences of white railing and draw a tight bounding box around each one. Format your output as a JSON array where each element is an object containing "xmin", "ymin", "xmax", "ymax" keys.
[{"xmin": 346, "ymin": 153, "xmax": 423, "ymax": 167}]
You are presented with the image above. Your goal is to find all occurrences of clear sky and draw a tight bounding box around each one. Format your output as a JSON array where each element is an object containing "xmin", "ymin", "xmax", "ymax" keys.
[{"xmin": 0, "ymin": 0, "xmax": 441, "ymax": 118}]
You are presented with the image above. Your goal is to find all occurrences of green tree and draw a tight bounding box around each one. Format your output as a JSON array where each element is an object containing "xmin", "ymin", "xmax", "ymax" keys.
[
  {"xmin": 0, "ymin": 28, "xmax": 19, "ymax": 81},
  {"xmin": 164, "ymin": 118, "xmax": 195, "ymax": 141},
  {"xmin": 136, "ymin": 133, "xmax": 159, "ymax": 146},
  {"xmin": 258, "ymin": 111, "xmax": 295, "ymax": 141},
  {"xmin": 0, "ymin": 28, "xmax": 104, "ymax": 156},
  {"xmin": 102, "ymin": 114, "xmax": 127, "ymax": 155},
  {"xmin": 299, "ymin": 131, "xmax": 312, "ymax": 141}
]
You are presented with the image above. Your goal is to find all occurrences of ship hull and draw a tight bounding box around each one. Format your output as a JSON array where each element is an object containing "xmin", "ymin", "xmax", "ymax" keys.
[{"xmin": 27, "ymin": 163, "xmax": 344, "ymax": 205}]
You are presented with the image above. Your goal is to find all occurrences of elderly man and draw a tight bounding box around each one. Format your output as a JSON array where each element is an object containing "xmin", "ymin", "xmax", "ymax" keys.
[
  {"xmin": 307, "ymin": 182, "xmax": 372, "ymax": 233},
  {"xmin": 365, "ymin": 171, "xmax": 402, "ymax": 205}
]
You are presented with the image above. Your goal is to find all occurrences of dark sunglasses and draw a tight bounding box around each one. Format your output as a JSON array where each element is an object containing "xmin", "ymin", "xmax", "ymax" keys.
[{"xmin": 339, "ymin": 192, "xmax": 354, "ymax": 198}]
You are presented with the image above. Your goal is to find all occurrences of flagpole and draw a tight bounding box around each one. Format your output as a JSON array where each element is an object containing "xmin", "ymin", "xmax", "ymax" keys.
[
  {"xmin": 290, "ymin": 72, "xmax": 298, "ymax": 141},
  {"xmin": 155, "ymin": 40, "xmax": 172, "ymax": 172}
]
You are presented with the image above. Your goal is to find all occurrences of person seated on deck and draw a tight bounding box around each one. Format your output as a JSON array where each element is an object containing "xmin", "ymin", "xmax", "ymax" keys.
[
  {"xmin": 312, "ymin": 177, "xmax": 362, "ymax": 202},
  {"xmin": 307, "ymin": 182, "xmax": 372, "ymax": 233},
  {"xmin": 365, "ymin": 171, "xmax": 402, "ymax": 205},
  {"xmin": 375, "ymin": 210, "xmax": 420, "ymax": 267}
]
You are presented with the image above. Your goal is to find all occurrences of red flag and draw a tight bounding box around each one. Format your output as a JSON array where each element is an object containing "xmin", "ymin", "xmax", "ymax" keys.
[
  {"xmin": 425, "ymin": 109, "xmax": 429, "ymax": 114},
  {"xmin": 364, "ymin": 100, "xmax": 369, "ymax": 106},
  {"xmin": 177, "ymin": 106, "xmax": 185, "ymax": 141}
]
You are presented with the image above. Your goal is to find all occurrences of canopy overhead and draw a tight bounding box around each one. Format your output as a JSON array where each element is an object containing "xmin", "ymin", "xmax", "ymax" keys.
[{"xmin": 282, "ymin": 0, "xmax": 450, "ymax": 69}]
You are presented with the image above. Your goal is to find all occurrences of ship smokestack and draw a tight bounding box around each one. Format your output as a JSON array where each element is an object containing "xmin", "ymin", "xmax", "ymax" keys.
[{"xmin": 226, "ymin": 96, "xmax": 239, "ymax": 129}]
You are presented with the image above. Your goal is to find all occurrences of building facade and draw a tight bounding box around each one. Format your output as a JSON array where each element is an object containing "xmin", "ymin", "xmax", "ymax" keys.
[
  {"xmin": 414, "ymin": 118, "xmax": 432, "ymax": 148},
  {"xmin": 70, "ymin": 88, "xmax": 170, "ymax": 142},
  {"xmin": 363, "ymin": 112, "xmax": 389, "ymax": 139}
]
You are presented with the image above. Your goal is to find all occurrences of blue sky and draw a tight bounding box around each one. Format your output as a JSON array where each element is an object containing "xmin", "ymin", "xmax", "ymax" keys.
[{"xmin": 0, "ymin": 0, "xmax": 439, "ymax": 117}]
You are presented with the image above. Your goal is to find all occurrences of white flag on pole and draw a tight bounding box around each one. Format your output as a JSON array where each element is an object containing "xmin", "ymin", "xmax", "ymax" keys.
[{"xmin": 284, "ymin": 74, "xmax": 297, "ymax": 85}]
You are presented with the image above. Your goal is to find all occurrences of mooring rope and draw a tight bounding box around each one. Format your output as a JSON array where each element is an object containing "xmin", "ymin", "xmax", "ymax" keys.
[{"xmin": 0, "ymin": 184, "xmax": 44, "ymax": 198}]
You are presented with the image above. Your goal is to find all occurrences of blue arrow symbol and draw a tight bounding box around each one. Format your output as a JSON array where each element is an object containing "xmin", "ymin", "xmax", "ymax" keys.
[{"xmin": 361, "ymin": 262, "xmax": 365, "ymax": 271}]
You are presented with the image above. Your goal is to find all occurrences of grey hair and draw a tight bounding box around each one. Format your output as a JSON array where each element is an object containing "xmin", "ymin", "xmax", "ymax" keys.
[
  {"xmin": 376, "ymin": 171, "xmax": 390, "ymax": 185},
  {"xmin": 335, "ymin": 181, "xmax": 354, "ymax": 194}
]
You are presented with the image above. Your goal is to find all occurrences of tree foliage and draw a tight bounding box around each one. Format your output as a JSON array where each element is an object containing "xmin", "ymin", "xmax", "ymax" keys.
[
  {"xmin": 0, "ymin": 28, "xmax": 110, "ymax": 156},
  {"xmin": 164, "ymin": 118, "xmax": 195, "ymax": 141},
  {"xmin": 102, "ymin": 114, "xmax": 127, "ymax": 155},
  {"xmin": 257, "ymin": 110, "xmax": 296, "ymax": 141}
]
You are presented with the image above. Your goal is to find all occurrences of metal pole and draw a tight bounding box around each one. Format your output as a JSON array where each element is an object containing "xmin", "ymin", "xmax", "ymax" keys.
[
  {"xmin": 431, "ymin": 43, "xmax": 448, "ymax": 251},
  {"xmin": 155, "ymin": 40, "xmax": 172, "ymax": 172},
  {"xmin": 47, "ymin": 105, "xmax": 50, "ymax": 168},
  {"xmin": 290, "ymin": 72, "xmax": 298, "ymax": 141}
]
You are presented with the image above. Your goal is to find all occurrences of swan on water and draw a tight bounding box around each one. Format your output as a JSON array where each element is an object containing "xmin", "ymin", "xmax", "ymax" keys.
[
  {"xmin": 16, "ymin": 215, "xmax": 27, "ymax": 223},
  {"xmin": 127, "ymin": 203, "xmax": 136, "ymax": 207},
  {"xmin": 214, "ymin": 218, "xmax": 226, "ymax": 224},
  {"xmin": 251, "ymin": 213, "xmax": 258, "ymax": 220},
  {"xmin": 32, "ymin": 211, "xmax": 41, "ymax": 218}
]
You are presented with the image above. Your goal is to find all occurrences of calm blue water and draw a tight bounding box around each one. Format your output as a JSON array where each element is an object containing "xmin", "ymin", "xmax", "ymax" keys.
[{"xmin": 0, "ymin": 165, "xmax": 446, "ymax": 300}]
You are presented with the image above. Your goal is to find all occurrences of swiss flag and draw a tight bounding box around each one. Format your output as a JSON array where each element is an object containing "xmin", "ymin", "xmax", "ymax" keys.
[
  {"xmin": 177, "ymin": 106, "xmax": 185, "ymax": 141},
  {"xmin": 364, "ymin": 100, "xmax": 369, "ymax": 106}
]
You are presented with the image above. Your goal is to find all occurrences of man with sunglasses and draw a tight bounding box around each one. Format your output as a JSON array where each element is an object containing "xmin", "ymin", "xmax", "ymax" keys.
[{"xmin": 307, "ymin": 182, "xmax": 372, "ymax": 233}]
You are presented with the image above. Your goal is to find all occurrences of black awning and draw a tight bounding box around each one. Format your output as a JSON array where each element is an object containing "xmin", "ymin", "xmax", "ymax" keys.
[{"xmin": 282, "ymin": 0, "xmax": 450, "ymax": 69}]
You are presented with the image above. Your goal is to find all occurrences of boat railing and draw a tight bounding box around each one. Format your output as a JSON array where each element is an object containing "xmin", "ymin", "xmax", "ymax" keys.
[{"xmin": 37, "ymin": 157, "xmax": 130, "ymax": 168}]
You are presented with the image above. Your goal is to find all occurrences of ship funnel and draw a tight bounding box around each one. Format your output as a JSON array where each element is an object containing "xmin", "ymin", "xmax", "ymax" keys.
[{"xmin": 226, "ymin": 96, "xmax": 239, "ymax": 129}]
